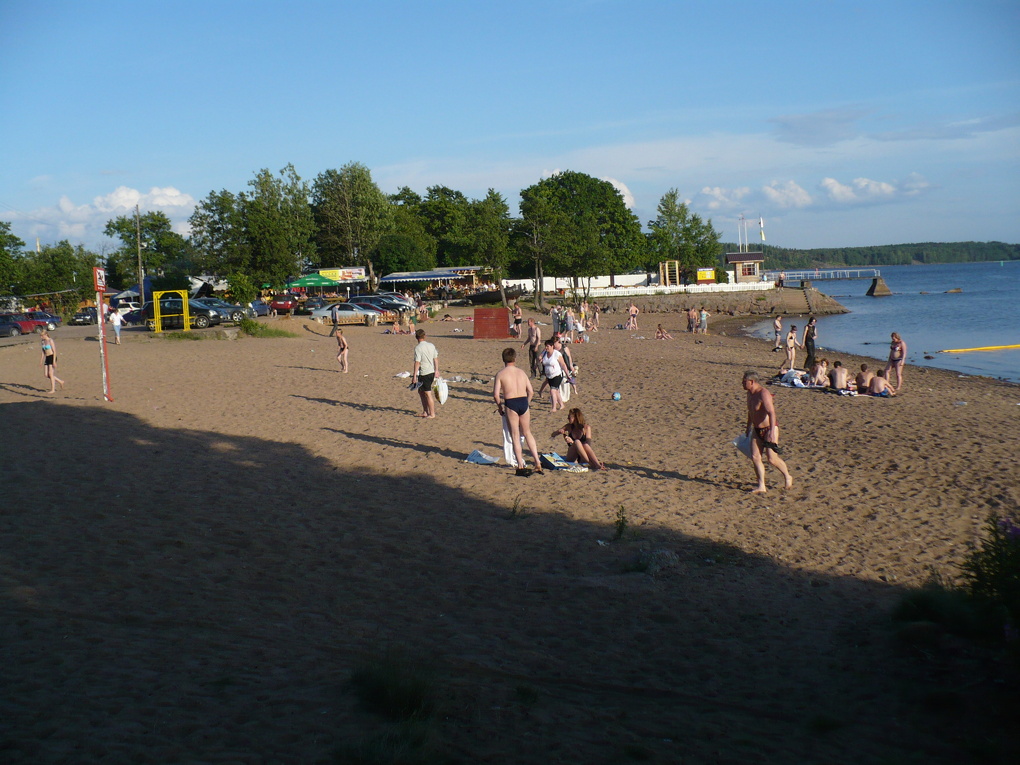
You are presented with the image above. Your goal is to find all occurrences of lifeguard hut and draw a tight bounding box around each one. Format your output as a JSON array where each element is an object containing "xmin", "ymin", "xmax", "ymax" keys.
[{"xmin": 725, "ymin": 251, "xmax": 765, "ymax": 283}]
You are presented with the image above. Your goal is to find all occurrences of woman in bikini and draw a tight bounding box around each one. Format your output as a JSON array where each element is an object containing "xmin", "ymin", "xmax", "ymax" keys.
[
  {"xmin": 335, "ymin": 328, "xmax": 349, "ymax": 373},
  {"xmin": 551, "ymin": 408, "xmax": 606, "ymax": 470},
  {"xmin": 39, "ymin": 330, "xmax": 64, "ymax": 393},
  {"xmin": 655, "ymin": 323, "xmax": 673, "ymax": 340},
  {"xmin": 886, "ymin": 332, "xmax": 906, "ymax": 392}
]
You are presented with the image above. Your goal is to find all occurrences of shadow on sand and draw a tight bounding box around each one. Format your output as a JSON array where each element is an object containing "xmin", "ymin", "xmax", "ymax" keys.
[{"xmin": 0, "ymin": 400, "xmax": 1014, "ymax": 764}]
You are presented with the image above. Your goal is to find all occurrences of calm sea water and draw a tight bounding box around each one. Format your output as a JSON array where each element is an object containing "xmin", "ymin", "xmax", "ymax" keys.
[{"xmin": 746, "ymin": 260, "xmax": 1020, "ymax": 383}]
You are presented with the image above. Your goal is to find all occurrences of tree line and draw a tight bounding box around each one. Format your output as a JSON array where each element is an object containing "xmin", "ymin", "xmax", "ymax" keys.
[
  {"xmin": 4, "ymin": 159, "xmax": 1016, "ymax": 309},
  {"xmin": 744, "ymin": 241, "xmax": 1020, "ymax": 270},
  {"xmin": 1, "ymin": 164, "xmax": 722, "ymax": 308}
]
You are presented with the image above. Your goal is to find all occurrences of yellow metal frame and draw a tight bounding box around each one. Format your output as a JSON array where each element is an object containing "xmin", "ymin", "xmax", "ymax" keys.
[{"xmin": 149, "ymin": 289, "xmax": 192, "ymax": 333}]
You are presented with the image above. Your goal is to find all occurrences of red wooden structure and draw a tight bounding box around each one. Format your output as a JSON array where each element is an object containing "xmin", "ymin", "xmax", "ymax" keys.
[{"xmin": 472, "ymin": 308, "xmax": 510, "ymax": 339}]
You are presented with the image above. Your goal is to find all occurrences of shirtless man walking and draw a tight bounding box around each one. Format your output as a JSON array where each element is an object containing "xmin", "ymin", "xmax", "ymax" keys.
[
  {"xmin": 742, "ymin": 370, "xmax": 793, "ymax": 494},
  {"xmin": 493, "ymin": 348, "xmax": 543, "ymax": 476}
]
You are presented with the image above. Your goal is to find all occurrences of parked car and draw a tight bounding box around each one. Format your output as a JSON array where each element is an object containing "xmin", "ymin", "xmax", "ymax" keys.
[
  {"xmin": 309, "ymin": 302, "xmax": 381, "ymax": 321},
  {"xmin": 0, "ymin": 313, "xmax": 47, "ymax": 333},
  {"xmin": 122, "ymin": 308, "xmax": 144, "ymax": 325},
  {"xmin": 347, "ymin": 300, "xmax": 391, "ymax": 315},
  {"xmin": 356, "ymin": 296, "xmax": 413, "ymax": 313},
  {"xmin": 304, "ymin": 296, "xmax": 329, "ymax": 311},
  {"xmin": 269, "ymin": 294, "xmax": 299, "ymax": 313},
  {"xmin": 249, "ymin": 300, "xmax": 270, "ymax": 317},
  {"xmin": 24, "ymin": 311, "xmax": 62, "ymax": 330},
  {"xmin": 114, "ymin": 301, "xmax": 141, "ymax": 316},
  {"xmin": 71, "ymin": 306, "xmax": 99, "ymax": 325},
  {"xmin": 376, "ymin": 292, "xmax": 416, "ymax": 309},
  {"xmin": 142, "ymin": 299, "xmax": 221, "ymax": 330},
  {"xmin": 0, "ymin": 315, "xmax": 28, "ymax": 337},
  {"xmin": 196, "ymin": 297, "xmax": 250, "ymax": 322}
]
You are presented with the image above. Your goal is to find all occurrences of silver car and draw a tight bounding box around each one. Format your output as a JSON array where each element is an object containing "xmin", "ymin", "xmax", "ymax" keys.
[{"xmin": 309, "ymin": 302, "xmax": 381, "ymax": 321}]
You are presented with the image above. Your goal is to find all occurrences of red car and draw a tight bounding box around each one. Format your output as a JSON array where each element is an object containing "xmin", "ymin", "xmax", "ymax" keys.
[
  {"xmin": 0, "ymin": 313, "xmax": 47, "ymax": 334},
  {"xmin": 268, "ymin": 295, "xmax": 299, "ymax": 313}
]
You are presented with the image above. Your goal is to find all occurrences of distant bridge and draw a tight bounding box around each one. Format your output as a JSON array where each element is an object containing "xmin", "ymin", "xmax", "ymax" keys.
[{"xmin": 763, "ymin": 268, "xmax": 881, "ymax": 282}]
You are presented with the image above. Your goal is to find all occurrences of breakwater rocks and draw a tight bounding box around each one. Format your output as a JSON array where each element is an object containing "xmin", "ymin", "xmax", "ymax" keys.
[{"xmin": 595, "ymin": 287, "xmax": 848, "ymax": 318}]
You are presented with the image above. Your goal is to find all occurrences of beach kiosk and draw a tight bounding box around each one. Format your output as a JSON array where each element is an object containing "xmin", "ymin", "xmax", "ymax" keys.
[{"xmin": 725, "ymin": 251, "xmax": 765, "ymax": 284}]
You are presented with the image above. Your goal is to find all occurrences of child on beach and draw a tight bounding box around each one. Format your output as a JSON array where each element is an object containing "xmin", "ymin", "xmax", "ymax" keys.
[
  {"xmin": 336, "ymin": 328, "xmax": 349, "ymax": 373},
  {"xmin": 39, "ymin": 331, "xmax": 64, "ymax": 393},
  {"xmin": 655, "ymin": 324, "xmax": 673, "ymax": 340},
  {"xmin": 551, "ymin": 408, "xmax": 607, "ymax": 470}
]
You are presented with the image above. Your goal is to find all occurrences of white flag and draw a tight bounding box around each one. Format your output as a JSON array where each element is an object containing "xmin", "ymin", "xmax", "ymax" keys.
[{"xmin": 759, "ymin": 217, "xmax": 766, "ymax": 242}]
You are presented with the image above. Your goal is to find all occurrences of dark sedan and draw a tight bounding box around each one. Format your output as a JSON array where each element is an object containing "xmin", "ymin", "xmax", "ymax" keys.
[{"xmin": 71, "ymin": 307, "xmax": 99, "ymax": 325}]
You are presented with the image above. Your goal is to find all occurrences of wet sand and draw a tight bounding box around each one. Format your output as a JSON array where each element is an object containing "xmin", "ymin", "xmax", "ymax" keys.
[{"xmin": 1, "ymin": 311, "xmax": 1018, "ymax": 763}]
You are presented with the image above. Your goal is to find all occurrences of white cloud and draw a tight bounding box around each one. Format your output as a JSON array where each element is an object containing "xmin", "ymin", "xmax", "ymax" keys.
[
  {"xmin": 602, "ymin": 176, "xmax": 635, "ymax": 208},
  {"xmin": 820, "ymin": 176, "xmax": 900, "ymax": 204},
  {"xmin": 762, "ymin": 180, "xmax": 813, "ymax": 208},
  {"xmin": 8, "ymin": 186, "xmax": 196, "ymax": 248},
  {"xmin": 699, "ymin": 186, "xmax": 751, "ymax": 211}
]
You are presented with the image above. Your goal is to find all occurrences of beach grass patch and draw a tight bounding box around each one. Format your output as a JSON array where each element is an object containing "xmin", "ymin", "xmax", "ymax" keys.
[
  {"xmin": 239, "ymin": 316, "xmax": 298, "ymax": 338},
  {"xmin": 350, "ymin": 649, "xmax": 437, "ymax": 721},
  {"xmin": 514, "ymin": 683, "xmax": 539, "ymax": 706},
  {"xmin": 333, "ymin": 723, "xmax": 453, "ymax": 765},
  {"xmin": 507, "ymin": 494, "xmax": 529, "ymax": 520},
  {"xmin": 613, "ymin": 505, "xmax": 628, "ymax": 540},
  {"xmin": 161, "ymin": 330, "xmax": 204, "ymax": 341}
]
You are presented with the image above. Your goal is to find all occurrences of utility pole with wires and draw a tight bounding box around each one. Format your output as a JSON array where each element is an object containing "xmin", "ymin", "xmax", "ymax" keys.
[{"xmin": 135, "ymin": 205, "xmax": 144, "ymax": 304}]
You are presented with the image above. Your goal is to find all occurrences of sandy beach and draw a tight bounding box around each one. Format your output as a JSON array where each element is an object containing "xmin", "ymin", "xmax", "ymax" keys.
[{"xmin": 2, "ymin": 308, "xmax": 1019, "ymax": 763}]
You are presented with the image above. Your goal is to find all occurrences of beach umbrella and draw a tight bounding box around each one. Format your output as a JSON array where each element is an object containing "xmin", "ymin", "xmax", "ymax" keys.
[{"xmin": 285, "ymin": 273, "xmax": 340, "ymax": 288}]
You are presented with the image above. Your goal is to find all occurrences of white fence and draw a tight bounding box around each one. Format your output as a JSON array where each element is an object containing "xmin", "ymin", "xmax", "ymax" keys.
[
  {"xmin": 503, "ymin": 275, "xmax": 777, "ymax": 298},
  {"xmin": 582, "ymin": 281, "xmax": 776, "ymax": 298}
]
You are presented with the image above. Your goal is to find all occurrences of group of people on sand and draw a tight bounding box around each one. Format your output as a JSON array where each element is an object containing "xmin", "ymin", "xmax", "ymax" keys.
[
  {"xmin": 493, "ymin": 345, "xmax": 606, "ymax": 477},
  {"xmin": 550, "ymin": 301, "xmax": 598, "ymax": 340},
  {"xmin": 774, "ymin": 315, "xmax": 906, "ymax": 396}
]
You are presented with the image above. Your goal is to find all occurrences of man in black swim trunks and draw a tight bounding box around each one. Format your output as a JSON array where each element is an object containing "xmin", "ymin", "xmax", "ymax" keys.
[
  {"xmin": 742, "ymin": 370, "xmax": 793, "ymax": 494},
  {"xmin": 493, "ymin": 347, "xmax": 543, "ymax": 476}
]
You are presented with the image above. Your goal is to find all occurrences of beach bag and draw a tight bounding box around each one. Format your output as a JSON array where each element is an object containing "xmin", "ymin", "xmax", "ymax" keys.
[
  {"xmin": 539, "ymin": 452, "xmax": 589, "ymax": 472},
  {"xmin": 733, "ymin": 430, "xmax": 754, "ymax": 459}
]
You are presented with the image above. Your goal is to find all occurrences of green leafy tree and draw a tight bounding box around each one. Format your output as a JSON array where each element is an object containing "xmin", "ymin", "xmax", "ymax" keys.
[
  {"xmin": 646, "ymin": 189, "xmax": 722, "ymax": 278},
  {"xmin": 227, "ymin": 271, "xmax": 257, "ymax": 306},
  {"xmin": 189, "ymin": 189, "xmax": 249, "ymax": 275},
  {"xmin": 520, "ymin": 171, "xmax": 643, "ymax": 297},
  {"xmin": 0, "ymin": 221, "xmax": 26, "ymax": 293},
  {"xmin": 420, "ymin": 186, "xmax": 473, "ymax": 267},
  {"xmin": 103, "ymin": 210, "xmax": 194, "ymax": 281},
  {"xmin": 312, "ymin": 162, "xmax": 389, "ymax": 282},
  {"xmin": 19, "ymin": 241, "xmax": 101, "ymax": 302},
  {"xmin": 468, "ymin": 189, "xmax": 512, "ymax": 305},
  {"xmin": 516, "ymin": 184, "xmax": 570, "ymax": 311},
  {"xmin": 241, "ymin": 164, "xmax": 316, "ymax": 288}
]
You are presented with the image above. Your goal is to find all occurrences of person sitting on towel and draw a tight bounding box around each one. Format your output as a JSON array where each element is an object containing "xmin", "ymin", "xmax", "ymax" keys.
[
  {"xmin": 828, "ymin": 360, "xmax": 850, "ymax": 390},
  {"xmin": 868, "ymin": 369, "xmax": 895, "ymax": 397},
  {"xmin": 551, "ymin": 408, "xmax": 607, "ymax": 470}
]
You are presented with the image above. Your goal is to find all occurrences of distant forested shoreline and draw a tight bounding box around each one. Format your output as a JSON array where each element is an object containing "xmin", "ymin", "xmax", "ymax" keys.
[{"xmin": 721, "ymin": 241, "xmax": 1020, "ymax": 270}]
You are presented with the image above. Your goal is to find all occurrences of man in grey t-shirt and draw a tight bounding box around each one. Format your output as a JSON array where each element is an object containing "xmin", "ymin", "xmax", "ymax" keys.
[{"xmin": 412, "ymin": 328, "xmax": 439, "ymax": 418}]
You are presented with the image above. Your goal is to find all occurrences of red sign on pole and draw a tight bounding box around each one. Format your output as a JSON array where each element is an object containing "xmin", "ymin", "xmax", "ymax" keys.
[{"xmin": 93, "ymin": 266, "xmax": 107, "ymax": 292}]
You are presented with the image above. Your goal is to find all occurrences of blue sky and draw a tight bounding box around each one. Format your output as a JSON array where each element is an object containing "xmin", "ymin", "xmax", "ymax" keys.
[{"xmin": 2, "ymin": 0, "xmax": 1018, "ymax": 252}]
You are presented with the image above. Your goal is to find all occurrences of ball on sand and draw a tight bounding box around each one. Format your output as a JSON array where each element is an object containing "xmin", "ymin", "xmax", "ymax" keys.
[{"xmin": 612, "ymin": 392, "xmax": 621, "ymax": 401}]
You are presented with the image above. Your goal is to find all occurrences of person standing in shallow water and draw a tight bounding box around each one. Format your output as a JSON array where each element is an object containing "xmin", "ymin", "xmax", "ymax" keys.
[{"xmin": 742, "ymin": 370, "xmax": 793, "ymax": 494}]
